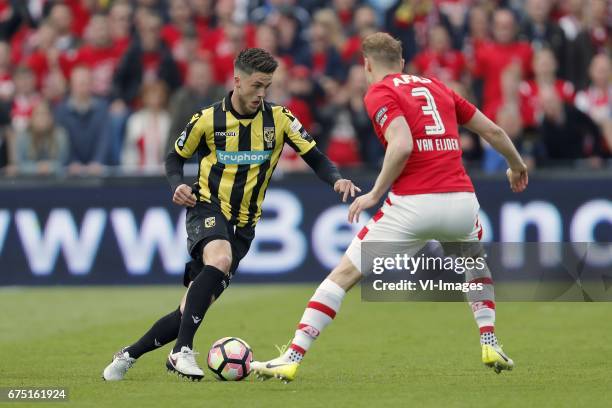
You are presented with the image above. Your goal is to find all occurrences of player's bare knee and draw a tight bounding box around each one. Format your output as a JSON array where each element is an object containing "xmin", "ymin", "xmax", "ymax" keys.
[
  {"xmin": 202, "ymin": 240, "xmax": 233, "ymax": 275},
  {"xmin": 204, "ymin": 253, "xmax": 232, "ymax": 275}
]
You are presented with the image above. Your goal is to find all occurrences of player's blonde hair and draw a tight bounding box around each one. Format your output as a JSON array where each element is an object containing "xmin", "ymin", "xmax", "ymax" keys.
[{"xmin": 361, "ymin": 32, "xmax": 403, "ymax": 68}]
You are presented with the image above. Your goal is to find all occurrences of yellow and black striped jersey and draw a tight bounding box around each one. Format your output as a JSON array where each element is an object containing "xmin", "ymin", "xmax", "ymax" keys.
[{"xmin": 175, "ymin": 92, "xmax": 316, "ymax": 227}]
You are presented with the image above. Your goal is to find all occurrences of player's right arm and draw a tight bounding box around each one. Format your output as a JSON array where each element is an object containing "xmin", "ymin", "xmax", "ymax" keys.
[
  {"xmin": 164, "ymin": 111, "xmax": 206, "ymax": 207},
  {"xmin": 463, "ymin": 110, "xmax": 528, "ymax": 193}
]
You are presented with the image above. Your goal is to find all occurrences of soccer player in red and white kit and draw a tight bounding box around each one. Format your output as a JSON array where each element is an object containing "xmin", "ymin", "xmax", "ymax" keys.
[{"xmin": 252, "ymin": 32, "xmax": 528, "ymax": 382}]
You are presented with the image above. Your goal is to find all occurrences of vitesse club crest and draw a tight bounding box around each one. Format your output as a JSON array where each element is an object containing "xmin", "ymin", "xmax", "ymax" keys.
[{"xmin": 263, "ymin": 127, "xmax": 275, "ymax": 148}]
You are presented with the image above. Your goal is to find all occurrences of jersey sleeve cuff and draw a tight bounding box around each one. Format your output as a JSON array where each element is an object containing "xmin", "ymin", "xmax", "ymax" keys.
[
  {"xmin": 175, "ymin": 145, "xmax": 191, "ymax": 159},
  {"xmin": 458, "ymin": 107, "xmax": 477, "ymax": 125}
]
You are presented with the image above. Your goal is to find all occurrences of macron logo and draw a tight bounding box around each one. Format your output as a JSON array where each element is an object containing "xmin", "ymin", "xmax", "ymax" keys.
[
  {"xmin": 192, "ymin": 315, "xmax": 202, "ymax": 324},
  {"xmin": 217, "ymin": 150, "xmax": 272, "ymax": 165}
]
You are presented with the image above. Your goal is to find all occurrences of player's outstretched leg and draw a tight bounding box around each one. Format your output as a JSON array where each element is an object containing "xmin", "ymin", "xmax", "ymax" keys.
[
  {"xmin": 102, "ymin": 307, "xmax": 183, "ymax": 381},
  {"xmin": 252, "ymin": 256, "xmax": 361, "ymax": 383},
  {"xmin": 167, "ymin": 240, "xmax": 231, "ymax": 381},
  {"xmin": 465, "ymin": 258, "xmax": 514, "ymax": 373}
]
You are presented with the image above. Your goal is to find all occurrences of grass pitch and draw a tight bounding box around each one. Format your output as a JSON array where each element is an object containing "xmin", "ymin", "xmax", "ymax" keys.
[{"xmin": 2, "ymin": 285, "xmax": 611, "ymax": 407}]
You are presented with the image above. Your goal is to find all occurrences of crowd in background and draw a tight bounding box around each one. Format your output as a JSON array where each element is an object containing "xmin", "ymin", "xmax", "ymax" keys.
[{"xmin": 0, "ymin": 0, "xmax": 610, "ymax": 177}]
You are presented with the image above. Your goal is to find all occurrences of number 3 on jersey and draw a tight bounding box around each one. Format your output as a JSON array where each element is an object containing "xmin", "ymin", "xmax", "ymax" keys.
[{"xmin": 411, "ymin": 87, "xmax": 446, "ymax": 136}]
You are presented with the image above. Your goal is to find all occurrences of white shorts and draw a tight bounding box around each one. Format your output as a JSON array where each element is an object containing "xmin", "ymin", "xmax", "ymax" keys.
[{"xmin": 345, "ymin": 192, "xmax": 483, "ymax": 273}]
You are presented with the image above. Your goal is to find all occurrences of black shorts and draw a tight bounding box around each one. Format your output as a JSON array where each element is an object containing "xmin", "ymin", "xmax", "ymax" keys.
[{"xmin": 183, "ymin": 202, "xmax": 255, "ymax": 287}]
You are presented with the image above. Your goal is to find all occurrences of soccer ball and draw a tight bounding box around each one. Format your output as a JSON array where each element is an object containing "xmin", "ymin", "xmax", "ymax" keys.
[{"xmin": 207, "ymin": 337, "xmax": 253, "ymax": 381}]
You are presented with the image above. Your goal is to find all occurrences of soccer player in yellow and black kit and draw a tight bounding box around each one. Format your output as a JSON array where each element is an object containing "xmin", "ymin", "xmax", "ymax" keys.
[{"xmin": 102, "ymin": 48, "xmax": 360, "ymax": 381}]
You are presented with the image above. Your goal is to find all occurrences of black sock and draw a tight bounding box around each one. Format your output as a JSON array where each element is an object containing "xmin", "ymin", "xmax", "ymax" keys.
[
  {"xmin": 125, "ymin": 307, "xmax": 182, "ymax": 359},
  {"xmin": 173, "ymin": 265, "xmax": 226, "ymax": 353},
  {"xmin": 213, "ymin": 272, "xmax": 231, "ymax": 300}
]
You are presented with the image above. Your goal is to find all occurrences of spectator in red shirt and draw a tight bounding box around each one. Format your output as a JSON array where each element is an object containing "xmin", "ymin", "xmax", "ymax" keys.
[
  {"xmin": 61, "ymin": 0, "xmax": 95, "ymax": 37},
  {"xmin": 462, "ymin": 5, "xmax": 490, "ymax": 106},
  {"xmin": 108, "ymin": 0, "xmax": 132, "ymax": 52},
  {"xmin": 70, "ymin": 13, "xmax": 129, "ymax": 99},
  {"xmin": 25, "ymin": 22, "xmax": 70, "ymax": 92},
  {"xmin": 203, "ymin": 0, "xmax": 256, "ymax": 85},
  {"xmin": 161, "ymin": 0, "xmax": 193, "ymax": 55},
  {"xmin": 8, "ymin": 24, "xmax": 35, "ymax": 67},
  {"xmin": 201, "ymin": 0, "xmax": 252, "ymax": 54},
  {"xmin": 172, "ymin": 26, "xmax": 208, "ymax": 81},
  {"xmin": 412, "ymin": 24, "xmax": 466, "ymax": 84},
  {"xmin": 519, "ymin": 48, "xmax": 575, "ymax": 129},
  {"xmin": 341, "ymin": 5, "xmax": 378, "ymax": 66},
  {"xmin": 189, "ymin": 0, "xmax": 214, "ymax": 38},
  {"xmin": 474, "ymin": 9, "xmax": 533, "ymax": 120},
  {"xmin": 208, "ymin": 22, "xmax": 250, "ymax": 86},
  {"xmin": 287, "ymin": 65, "xmax": 319, "ymax": 130},
  {"xmin": 333, "ymin": 0, "xmax": 357, "ymax": 30}
]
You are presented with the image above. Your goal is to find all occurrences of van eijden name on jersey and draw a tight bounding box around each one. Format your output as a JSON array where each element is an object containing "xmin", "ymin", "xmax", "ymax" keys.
[{"xmin": 415, "ymin": 138, "xmax": 460, "ymax": 152}]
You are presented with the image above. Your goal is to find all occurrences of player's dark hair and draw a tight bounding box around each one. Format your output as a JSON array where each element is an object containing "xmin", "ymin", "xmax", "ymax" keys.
[
  {"xmin": 234, "ymin": 48, "xmax": 278, "ymax": 75},
  {"xmin": 362, "ymin": 32, "xmax": 403, "ymax": 68}
]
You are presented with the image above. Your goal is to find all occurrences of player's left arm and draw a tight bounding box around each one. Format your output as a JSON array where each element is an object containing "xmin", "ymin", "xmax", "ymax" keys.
[
  {"xmin": 348, "ymin": 116, "xmax": 413, "ymax": 223},
  {"xmin": 281, "ymin": 107, "xmax": 361, "ymax": 202},
  {"xmin": 301, "ymin": 147, "xmax": 361, "ymax": 202}
]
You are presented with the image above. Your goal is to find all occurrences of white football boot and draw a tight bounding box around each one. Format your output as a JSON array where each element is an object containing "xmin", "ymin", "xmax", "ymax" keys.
[
  {"xmin": 166, "ymin": 346, "xmax": 204, "ymax": 381},
  {"xmin": 102, "ymin": 348, "xmax": 136, "ymax": 381}
]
